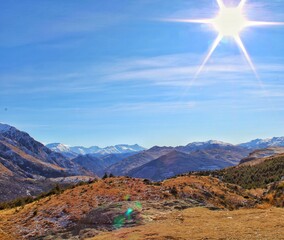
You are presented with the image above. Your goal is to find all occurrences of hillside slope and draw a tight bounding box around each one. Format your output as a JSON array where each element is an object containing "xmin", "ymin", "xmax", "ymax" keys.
[
  {"xmin": 0, "ymin": 176, "xmax": 257, "ymax": 239},
  {"xmin": 201, "ymin": 153, "xmax": 284, "ymax": 189},
  {"xmin": 0, "ymin": 124, "xmax": 93, "ymax": 202},
  {"xmin": 107, "ymin": 146, "xmax": 174, "ymax": 176},
  {"xmin": 129, "ymin": 150, "xmax": 229, "ymax": 181},
  {"xmin": 240, "ymin": 147, "xmax": 284, "ymax": 165},
  {"xmin": 107, "ymin": 143, "xmax": 249, "ymax": 179}
]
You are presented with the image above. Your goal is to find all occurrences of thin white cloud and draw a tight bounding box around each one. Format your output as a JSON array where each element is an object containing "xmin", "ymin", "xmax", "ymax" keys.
[
  {"xmin": 0, "ymin": 9, "xmax": 126, "ymax": 47},
  {"xmin": 1, "ymin": 53, "xmax": 284, "ymax": 96}
]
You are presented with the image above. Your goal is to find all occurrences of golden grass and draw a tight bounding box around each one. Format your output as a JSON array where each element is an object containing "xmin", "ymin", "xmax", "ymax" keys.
[
  {"xmin": 0, "ymin": 176, "xmax": 279, "ymax": 239},
  {"xmin": 89, "ymin": 207, "xmax": 284, "ymax": 240},
  {"xmin": 0, "ymin": 229, "xmax": 14, "ymax": 240}
]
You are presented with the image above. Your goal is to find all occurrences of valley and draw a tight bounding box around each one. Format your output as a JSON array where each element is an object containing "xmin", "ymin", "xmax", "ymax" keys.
[{"xmin": 0, "ymin": 123, "xmax": 283, "ymax": 239}]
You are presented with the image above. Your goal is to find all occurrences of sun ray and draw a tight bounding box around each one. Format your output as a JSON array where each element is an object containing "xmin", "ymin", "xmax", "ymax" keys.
[
  {"xmin": 163, "ymin": 0, "xmax": 284, "ymax": 83},
  {"xmin": 179, "ymin": 34, "xmax": 223, "ymax": 100},
  {"xmin": 247, "ymin": 21, "xmax": 284, "ymax": 27},
  {"xmin": 161, "ymin": 18, "xmax": 212, "ymax": 24},
  {"xmin": 194, "ymin": 34, "xmax": 223, "ymax": 79},
  {"xmin": 238, "ymin": 0, "xmax": 247, "ymax": 9},
  {"xmin": 234, "ymin": 35, "xmax": 258, "ymax": 78},
  {"xmin": 216, "ymin": 0, "xmax": 225, "ymax": 9}
]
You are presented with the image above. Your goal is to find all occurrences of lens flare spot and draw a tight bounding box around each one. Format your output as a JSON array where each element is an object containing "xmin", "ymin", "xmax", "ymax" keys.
[
  {"xmin": 124, "ymin": 194, "xmax": 131, "ymax": 201},
  {"xmin": 113, "ymin": 215, "xmax": 125, "ymax": 229},
  {"xmin": 134, "ymin": 201, "xmax": 143, "ymax": 210}
]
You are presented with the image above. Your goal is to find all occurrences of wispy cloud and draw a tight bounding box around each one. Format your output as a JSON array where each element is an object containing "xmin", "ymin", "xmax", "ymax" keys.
[
  {"xmin": 1, "ymin": 53, "xmax": 284, "ymax": 96},
  {"xmin": 0, "ymin": 6, "xmax": 126, "ymax": 47}
]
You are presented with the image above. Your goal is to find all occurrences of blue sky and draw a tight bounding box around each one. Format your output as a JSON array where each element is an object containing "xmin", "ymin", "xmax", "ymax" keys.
[{"xmin": 1, "ymin": 0, "xmax": 284, "ymax": 148}]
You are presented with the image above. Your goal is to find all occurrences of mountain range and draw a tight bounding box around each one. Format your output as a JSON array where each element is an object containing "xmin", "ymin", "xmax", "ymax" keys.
[
  {"xmin": 46, "ymin": 143, "xmax": 146, "ymax": 158},
  {"xmin": 1, "ymin": 152, "xmax": 283, "ymax": 239},
  {"xmin": 1, "ymin": 122, "xmax": 284, "ymax": 201},
  {"xmin": 0, "ymin": 123, "xmax": 284, "ymax": 239},
  {"xmin": 47, "ymin": 137, "xmax": 284, "ymax": 158},
  {"xmin": 239, "ymin": 137, "xmax": 284, "ymax": 149},
  {"xmin": 107, "ymin": 142, "xmax": 250, "ymax": 181}
]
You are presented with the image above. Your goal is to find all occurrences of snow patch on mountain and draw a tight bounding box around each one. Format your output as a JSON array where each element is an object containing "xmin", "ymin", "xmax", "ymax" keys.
[
  {"xmin": 46, "ymin": 143, "xmax": 71, "ymax": 152},
  {"xmin": 46, "ymin": 143, "xmax": 146, "ymax": 156},
  {"xmin": 239, "ymin": 137, "xmax": 284, "ymax": 149},
  {"xmin": 187, "ymin": 140, "xmax": 233, "ymax": 147}
]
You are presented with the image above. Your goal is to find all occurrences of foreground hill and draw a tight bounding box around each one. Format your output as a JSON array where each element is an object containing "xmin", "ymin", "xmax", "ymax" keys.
[{"xmin": 0, "ymin": 176, "xmax": 257, "ymax": 239}]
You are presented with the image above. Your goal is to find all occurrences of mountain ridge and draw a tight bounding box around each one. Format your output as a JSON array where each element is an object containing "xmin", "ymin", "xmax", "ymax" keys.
[
  {"xmin": 239, "ymin": 137, "xmax": 284, "ymax": 149},
  {"xmin": 0, "ymin": 123, "xmax": 95, "ymax": 202},
  {"xmin": 46, "ymin": 143, "xmax": 146, "ymax": 158}
]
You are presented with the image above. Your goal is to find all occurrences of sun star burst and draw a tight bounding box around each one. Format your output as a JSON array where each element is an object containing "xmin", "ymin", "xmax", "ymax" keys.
[{"xmin": 165, "ymin": 0, "xmax": 284, "ymax": 79}]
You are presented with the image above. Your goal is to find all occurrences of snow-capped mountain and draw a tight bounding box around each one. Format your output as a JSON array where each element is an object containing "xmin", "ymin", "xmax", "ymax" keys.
[
  {"xmin": 46, "ymin": 143, "xmax": 71, "ymax": 152},
  {"xmin": 239, "ymin": 137, "xmax": 284, "ymax": 150},
  {"xmin": 70, "ymin": 146, "xmax": 101, "ymax": 155},
  {"xmin": 46, "ymin": 143, "xmax": 146, "ymax": 157},
  {"xmin": 176, "ymin": 140, "xmax": 235, "ymax": 153},
  {"xmin": 45, "ymin": 143, "xmax": 78, "ymax": 159},
  {"xmin": 97, "ymin": 144, "xmax": 146, "ymax": 155}
]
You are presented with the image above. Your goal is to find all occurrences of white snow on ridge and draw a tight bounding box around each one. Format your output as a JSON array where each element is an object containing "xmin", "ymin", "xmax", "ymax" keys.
[
  {"xmin": 239, "ymin": 137, "xmax": 284, "ymax": 149},
  {"xmin": 46, "ymin": 143, "xmax": 146, "ymax": 156},
  {"xmin": 46, "ymin": 143, "xmax": 71, "ymax": 152},
  {"xmin": 186, "ymin": 140, "xmax": 233, "ymax": 147}
]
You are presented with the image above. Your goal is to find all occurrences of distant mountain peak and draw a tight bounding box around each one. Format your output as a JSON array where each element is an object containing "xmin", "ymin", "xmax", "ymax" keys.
[
  {"xmin": 46, "ymin": 143, "xmax": 146, "ymax": 156},
  {"xmin": 186, "ymin": 140, "xmax": 233, "ymax": 146},
  {"xmin": 239, "ymin": 136, "xmax": 284, "ymax": 150},
  {"xmin": 46, "ymin": 143, "xmax": 72, "ymax": 153}
]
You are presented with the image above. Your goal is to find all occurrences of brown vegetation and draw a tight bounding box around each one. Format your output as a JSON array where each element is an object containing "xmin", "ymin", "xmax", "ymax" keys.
[
  {"xmin": 0, "ymin": 175, "xmax": 259, "ymax": 239},
  {"xmin": 89, "ymin": 207, "xmax": 284, "ymax": 240}
]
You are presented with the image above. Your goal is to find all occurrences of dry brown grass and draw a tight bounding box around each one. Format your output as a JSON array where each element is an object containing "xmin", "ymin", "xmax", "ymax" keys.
[
  {"xmin": 0, "ymin": 176, "xmax": 275, "ymax": 239},
  {"xmin": 89, "ymin": 207, "xmax": 284, "ymax": 240},
  {"xmin": 0, "ymin": 228, "xmax": 14, "ymax": 240},
  {"xmin": 163, "ymin": 176, "xmax": 256, "ymax": 209},
  {"xmin": 0, "ymin": 177, "xmax": 168, "ymax": 239}
]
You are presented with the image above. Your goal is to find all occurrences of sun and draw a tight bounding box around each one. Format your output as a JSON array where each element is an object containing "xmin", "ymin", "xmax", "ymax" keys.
[
  {"xmin": 213, "ymin": 7, "xmax": 247, "ymax": 37},
  {"xmin": 164, "ymin": 0, "xmax": 284, "ymax": 79}
]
